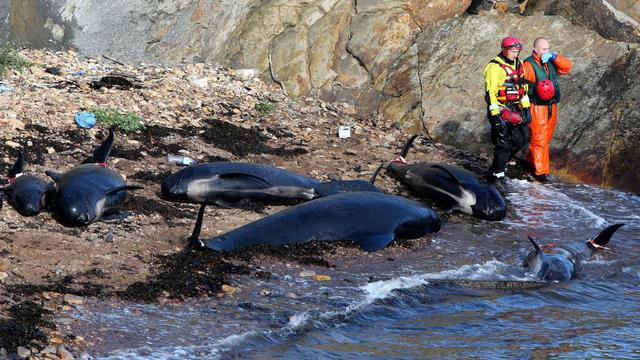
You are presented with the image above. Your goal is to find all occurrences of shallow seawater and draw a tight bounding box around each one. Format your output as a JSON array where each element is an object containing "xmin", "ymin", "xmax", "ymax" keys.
[{"xmin": 65, "ymin": 180, "xmax": 640, "ymax": 359}]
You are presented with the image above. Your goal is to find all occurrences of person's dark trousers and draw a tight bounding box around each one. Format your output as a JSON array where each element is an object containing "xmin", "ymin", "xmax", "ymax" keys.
[{"xmin": 488, "ymin": 111, "xmax": 530, "ymax": 175}]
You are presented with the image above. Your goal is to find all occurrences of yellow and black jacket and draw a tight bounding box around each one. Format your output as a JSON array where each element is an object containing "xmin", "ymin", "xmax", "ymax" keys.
[{"xmin": 483, "ymin": 55, "xmax": 531, "ymax": 116}]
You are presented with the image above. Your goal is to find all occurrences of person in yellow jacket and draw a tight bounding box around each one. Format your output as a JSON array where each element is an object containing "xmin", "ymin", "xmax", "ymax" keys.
[
  {"xmin": 523, "ymin": 37, "xmax": 573, "ymax": 183},
  {"xmin": 483, "ymin": 36, "xmax": 532, "ymax": 183}
]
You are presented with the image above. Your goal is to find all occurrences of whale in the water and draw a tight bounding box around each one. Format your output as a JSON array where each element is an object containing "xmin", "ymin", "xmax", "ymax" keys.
[
  {"xmin": 194, "ymin": 191, "xmax": 441, "ymax": 252},
  {"xmin": 385, "ymin": 135, "xmax": 506, "ymax": 221},
  {"xmin": 46, "ymin": 129, "xmax": 142, "ymax": 227},
  {"xmin": 161, "ymin": 161, "xmax": 381, "ymax": 242},
  {"xmin": 0, "ymin": 152, "xmax": 55, "ymax": 216},
  {"xmin": 523, "ymin": 223, "xmax": 625, "ymax": 281}
]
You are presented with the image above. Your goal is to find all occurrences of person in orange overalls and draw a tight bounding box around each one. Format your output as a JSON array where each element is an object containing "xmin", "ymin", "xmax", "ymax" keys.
[{"xmin": 522, "ymin": 37, "xmax": 573, "ymax": 183}]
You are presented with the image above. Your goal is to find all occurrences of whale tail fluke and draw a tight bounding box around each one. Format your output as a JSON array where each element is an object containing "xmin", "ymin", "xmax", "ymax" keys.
[
  {"xmin": 83, "ymin": 128, "xmax": 115, "ymax": 164},
  {"xmin": 590, "ymin": 223, "xmax": 625, "ymax": 247}
]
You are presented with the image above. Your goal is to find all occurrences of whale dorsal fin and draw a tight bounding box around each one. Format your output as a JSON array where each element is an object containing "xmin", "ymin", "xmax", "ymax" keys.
[
  {"xmin": 431, "ymin": 164, "xmax": 464, "ymax": 186},
  {"xmin": 399, "ymin": 135, "xmax": 419, "ymax": 158},
  {"xmin": 45, "ymin": 170, "xmax": 63, "ymax": 182},
  {"xmin": 589, "ymin": 223, "xmax": 625, "ymax": 247},
  {"xmin": 105, "ymin": 185, "xmax": 144, "ymax": 195},
  {"xmin": 83, "ymin": 128, "xmax": 115, "ymax": 164},
  {"xmin": 8, "ymin": 152, "xmax": 25, "ymax": 178},
  {"xmin": 528, "ymin": 235, "xmax": 543, "ymax": 255},
  {"xmin": 369, "ymin": 163, "xmax": 385, "ymax": 184}
]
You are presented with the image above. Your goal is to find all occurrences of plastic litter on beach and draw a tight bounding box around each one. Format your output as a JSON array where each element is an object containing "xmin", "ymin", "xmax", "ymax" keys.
[{"xmin": 75, "ymin": 112, "xmax": 97, "ymax": 128}]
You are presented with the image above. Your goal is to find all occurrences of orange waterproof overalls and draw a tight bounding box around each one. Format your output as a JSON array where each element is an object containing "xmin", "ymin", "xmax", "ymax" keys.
[{"xmin": 522, "ymin": 54, "xmax": 573, "ymax": 176}]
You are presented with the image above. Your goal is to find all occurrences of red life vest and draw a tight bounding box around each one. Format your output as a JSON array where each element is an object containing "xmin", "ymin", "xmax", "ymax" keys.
[{"xmin": 492, "ymin": 60, "xmax": 526, "ymax": 104}]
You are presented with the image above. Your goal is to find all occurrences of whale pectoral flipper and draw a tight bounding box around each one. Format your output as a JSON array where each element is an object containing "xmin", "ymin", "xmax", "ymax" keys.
[
  {"xmin": 105, "ymin": 185, "xmax": 145, "ymax": 195},
  {"xmin": 100, "ymin": 211, "xmax": 132, "ymax": 222},
  {"xmin": 353, "ymin": 233, "xmax": 395, "ymax": 252},
  {"xmin": 45, "ymin": 170, "xmax": 63, "ymax": 182},
  {"xmin": 430, "ymin": 164, "xmax": 464, "ymax": 186},
  {"xmin": 217, "ymin": 173, "xmax": 272, "ymax": 187}
]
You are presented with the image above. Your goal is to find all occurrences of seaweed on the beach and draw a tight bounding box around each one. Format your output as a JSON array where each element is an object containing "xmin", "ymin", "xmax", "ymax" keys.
[
  {"xmin": 0, "ymin": 301, "xmax": 55, "ymax": 353},
  {"xmin": 117, "ymin": 250, "xmax": 251, "ymax": 302},
  {"xmin": 7, "ymin": 275, "xmax": 110, "ymax": 298},
  {"xmin": 195, "ymin": 119, "xmax": 307, "ymax": 158}
]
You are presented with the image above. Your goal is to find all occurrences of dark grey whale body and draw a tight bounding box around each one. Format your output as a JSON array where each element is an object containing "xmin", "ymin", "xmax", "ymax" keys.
[
  {"xmin": 161, "ymin": 162, "xmax": 321, "ymax": 206},
  {"xmin": 1, "ymin": 153, "xmax": 55, "ymax": 216},
  {"xmin": 197, "ymin": 191, "xmax": 441, "ymax": 253},
  {"xmin": 523, "ymin": 223, "xmax": 625, "ymax": 281},
  {"xmin": 161, "ymin": 162, "xmax": 380, "ymax": 206},
  {"xmin": 46, "ymin": 129, "xmax": 142, "ymax": 227},
  {"xmin": 161, "ymin": 161, "xmax": 381, "ymax": 243},
  {"xmin": 386, "ymin": 135, "xmax": 506, "ymax": 221}
]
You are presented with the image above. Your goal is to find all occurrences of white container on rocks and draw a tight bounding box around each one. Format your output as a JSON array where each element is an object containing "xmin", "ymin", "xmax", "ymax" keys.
[{"xmin": 338, "ymin": 126, "xmax": 351, "ymax": 138}]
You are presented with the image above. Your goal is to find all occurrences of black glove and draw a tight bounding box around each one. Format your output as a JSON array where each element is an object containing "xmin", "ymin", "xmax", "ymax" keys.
[{"xmin": 521, "ymin": 107, "xmax": 531, "ymax": 125}]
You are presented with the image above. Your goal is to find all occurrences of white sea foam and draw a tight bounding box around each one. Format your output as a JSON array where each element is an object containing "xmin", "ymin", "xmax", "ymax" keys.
[
  {"xmin": 622, "ymin": 267, "xmax": 640, "ymax": 279},
  {"xmin": 505, "ymin": 179, "xmax": 606, "ymax": 228},
  {"xmin": 98, "ymin": 329, "xmax": 261, "ymax": 360}
]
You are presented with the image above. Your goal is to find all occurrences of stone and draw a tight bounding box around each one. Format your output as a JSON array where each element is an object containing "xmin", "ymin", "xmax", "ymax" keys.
[
  {"xmin": 221, "ymin": 284, "xmax": 237, "ymax": 295},
  {"xmin": 312, "ymin": 274, "xmax": 332, "ymax": 281},
  {"xmin": 5, "ymin": 140, "xmax": 22, "ymax": 149},
  {"xmin": 298, "ymin": 270, "xmax": 315, "ymax": 277},
  {"xmin": 63, "ymin": 294, "xmax": 84, "ymax": 305},
  {"xmin": 57, "ymin": 347, "xmax": 75, "ymax": 360},
  {"xmin": 16, "ymin": 347, "xmax": 30, "ymax": 359},
  {"xmin": 190, "ymin": 77, "xmax": 209, "ymax": 90}
]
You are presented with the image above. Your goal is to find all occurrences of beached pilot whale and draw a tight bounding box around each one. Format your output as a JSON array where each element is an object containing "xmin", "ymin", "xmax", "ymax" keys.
[
  {"xmin": 523, "ymin": 223, "xmax": 625, "ymax": 281},
  {"xmin": 193, "ymin": 191, "xmax": 441, "ymax": 253},
  {"xmin": 384, "ymin": 135, "xmax": 506, "ymax": 221},
  {"xmin": 45, "ymin": 129, "xmax": 143, "ymax": 227},
  {"xmin": 0, "ymin": 152, "xmax": 55, "ymax": 216},
  {"xmin": 161, "ymin": 162, "xmax": 381, "ymax": 242}
]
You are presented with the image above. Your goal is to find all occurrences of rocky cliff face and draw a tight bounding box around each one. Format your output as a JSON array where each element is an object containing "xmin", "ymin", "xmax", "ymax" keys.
[{"xmin": 1, "ymin": 0, "xmax": 639, "ymax": 193}]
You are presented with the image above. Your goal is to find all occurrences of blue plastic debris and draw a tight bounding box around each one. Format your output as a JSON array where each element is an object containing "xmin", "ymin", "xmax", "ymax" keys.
[
  {"xmin": 0, "ymin": 84, "xmax": 15, "ymax": 93},
  {"xmin": 75, "ymin": 112, "xmax": 96, "ymax": 128},
  {"xmin": 71, "ymin": 70, "xmax": 86, "ymax": 76}
]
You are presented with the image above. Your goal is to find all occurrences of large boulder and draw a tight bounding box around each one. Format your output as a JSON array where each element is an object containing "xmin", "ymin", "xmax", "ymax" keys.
[
  {"xmin": 390, "ymin": 13, "xmax": 640, "ymax": 193},
  {"xmin": 525, "ymin": 0, "xmax": 640, "ymax": 43}
]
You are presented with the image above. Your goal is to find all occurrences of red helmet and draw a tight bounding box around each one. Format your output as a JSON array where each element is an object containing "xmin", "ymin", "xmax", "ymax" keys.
[
  {"xmin": 501, "ymin": 36, "xmax": 522, "ymax": 50},
  {"xmin": 536, "ymin": 79, "xmax": 556, "ymax": 101}
]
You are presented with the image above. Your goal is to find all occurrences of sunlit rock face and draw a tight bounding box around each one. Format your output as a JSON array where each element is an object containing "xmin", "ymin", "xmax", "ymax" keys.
[{"xmin": 1, "ymin": 0, "xmax": 638, "ymax": 193}]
